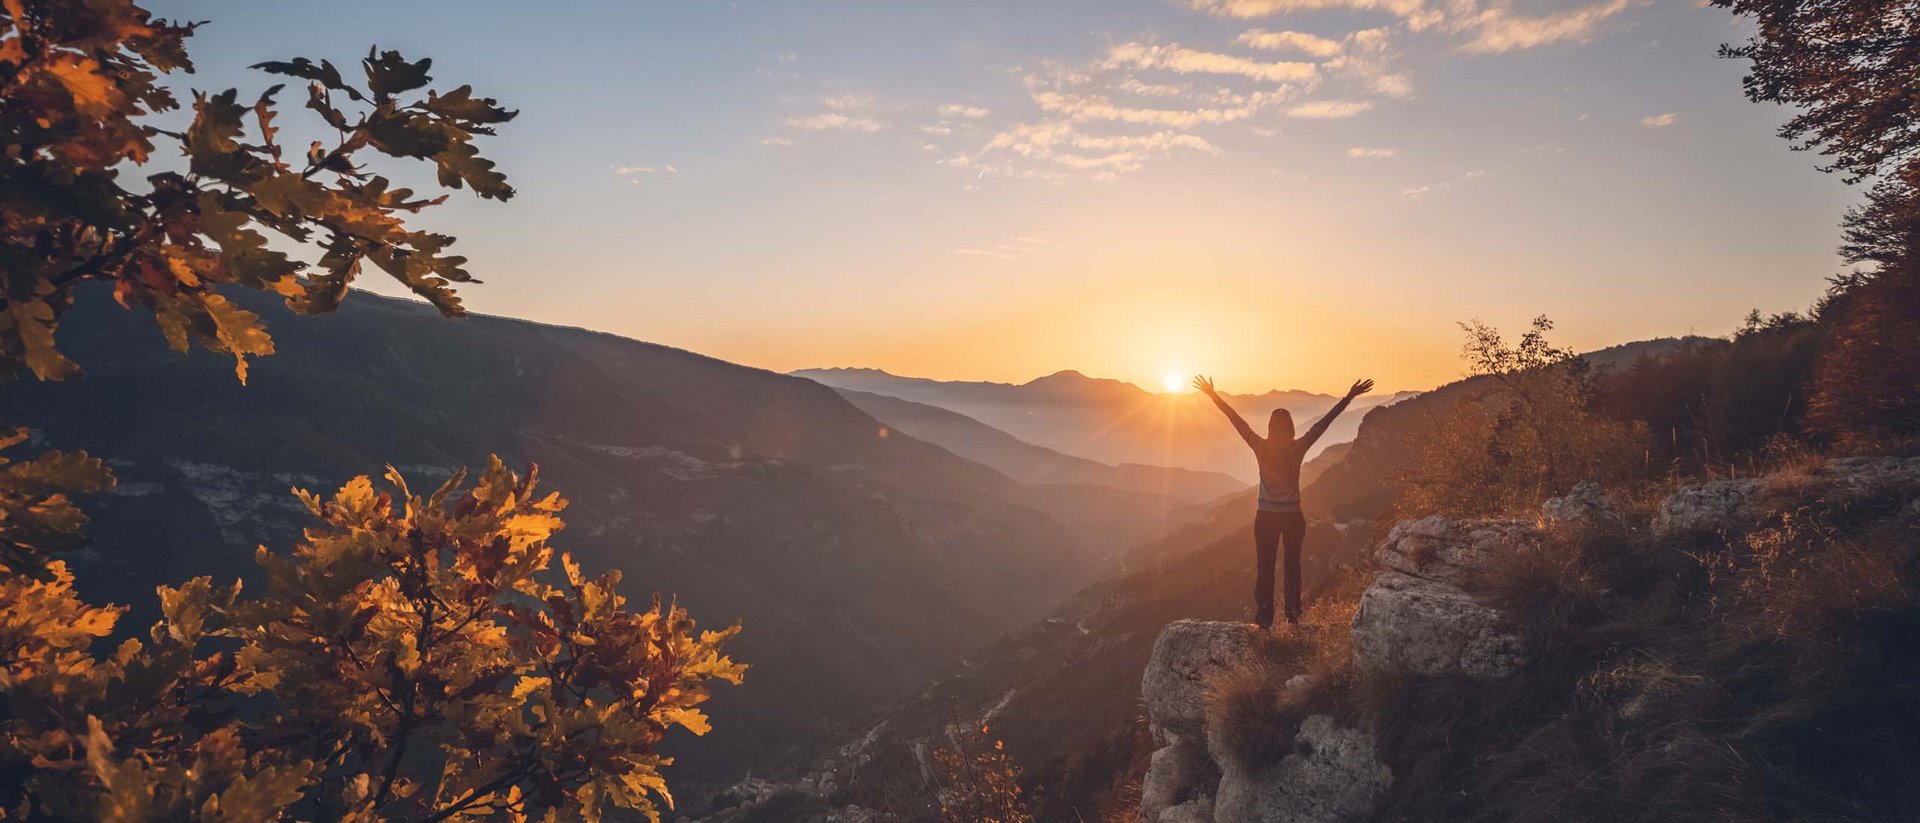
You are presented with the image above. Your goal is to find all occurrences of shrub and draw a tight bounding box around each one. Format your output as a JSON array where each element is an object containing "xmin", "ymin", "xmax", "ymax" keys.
[{"xmin": 0, "ymin": 459, "xmax": 745, "ymax": 822}]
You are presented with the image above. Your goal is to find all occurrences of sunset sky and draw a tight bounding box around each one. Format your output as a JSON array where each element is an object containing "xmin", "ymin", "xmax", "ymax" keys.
[{"xmin": 157, "ymin": 0, "xmax": 1857, "ymax": 395}]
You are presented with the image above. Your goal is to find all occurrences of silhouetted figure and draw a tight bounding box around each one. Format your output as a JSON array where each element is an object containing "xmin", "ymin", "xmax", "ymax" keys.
[{"xmin": 1195, "ymin": 375, "xmax": 1373, "ymax": 628}]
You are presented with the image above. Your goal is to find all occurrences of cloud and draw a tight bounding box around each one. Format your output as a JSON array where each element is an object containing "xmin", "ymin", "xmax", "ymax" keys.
[
  {"xmin": 1033, "ymin": 90, "xmax": 1277, "ymax": 127},
  {"xmin": 953, "ymin": 247, "xmax": 1019, "ymax": 259},
  {"xmin": 821, "ymin": 92, "xmax": 878, "ymax": 110},
  {"xmin": 1236, "ymin": 29, "xmax": 1345, "ymax": 57},
  {"xmin": 786, "ymin": 112, "xmax": 883, "ymax": 132},
  {"xmin": 1640, "ymin": 112, "xmax": 1678, "ymax": 128},
  {"xmin": 1454, "ymin": 0, "xmax": 1646, "ymax": 54},
  {"xmin": 612, "ymin": 164, "xmax": 677, "ymax": 186},
  {"xmin": 1106, "ymin": 42, "xmax": 1319, "ymax": 84},
  {"xmin": 939, "ymin": 103, "xmax": 992, "ymax": 118},
  {"xmin": 1404, "ymin": 168, "xmax": 1486, "ymax": 196},
  {"xmin": 1287, "ymin": 100, "xmax": 1373, "ymax": 118},
  {"xmin": 760, "ymin": 136, "xmax": 794, "ymax": 146},
  {"xmin": 1347, "ymin": 146, "xmax": 1395, "ymax": 157},
  {"xmin": 1115, "ymin": 77, "xmax": 1193, "ymax": 97},
  {"xmin": 1190, "ymin": 0, "xmax": 1441, "ymax": 30},
  {"xmin": 921, "ymin": 124, "xmax": 954, "ymax": 135}
]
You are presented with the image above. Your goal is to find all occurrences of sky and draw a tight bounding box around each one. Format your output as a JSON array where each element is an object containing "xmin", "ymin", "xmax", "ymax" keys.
[{"xmin": 154, "ymin": 0, "xmax": 1859, "ymax": 395}]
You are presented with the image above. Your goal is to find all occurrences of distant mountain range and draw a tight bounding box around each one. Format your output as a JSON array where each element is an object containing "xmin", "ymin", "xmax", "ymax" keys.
[{"xmin": 791, "ymin": 368, "xmax": 1421, "ymax": 482}]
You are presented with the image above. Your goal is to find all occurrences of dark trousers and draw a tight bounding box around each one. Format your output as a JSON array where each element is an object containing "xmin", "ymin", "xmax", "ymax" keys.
[{"xmin": 1253, "ymin": 510, "xmax": 1308, "ymax": 627}]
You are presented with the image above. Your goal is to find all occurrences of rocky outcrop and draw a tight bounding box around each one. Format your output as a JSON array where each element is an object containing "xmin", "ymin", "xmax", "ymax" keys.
[
  {"xmin": 1144, "ymin": 620, "xmax": 1256, "ymax": 745},
  {"xmin": 1351, "ymin": 516, "xmax": 1531, "ymax": 678},
  {"xmin": 1137, "ymin": 622, "xmax": 1389, "ymax": 823},
  {"xmin": 1210, "ymin": 715, "xmax": 1392, "ymax": 823},
  {"xmin": 1371, "ymin": 515, "xmax": 1538, "ymax": 587},
  {"xmin": 1539, "ymin": 481, "xmax": 1621, "ymax": 530},
  {"xmin": 1350, "ymin": 571, "xmax": 1524, "ymax": 678},
  {"xmin": 1133, "ymin": 460, "xmax": 1920, "ymax": 822},
  {"xmin": 1654, "ymin": 478, "xmax": 1761, "ymax": 536}
]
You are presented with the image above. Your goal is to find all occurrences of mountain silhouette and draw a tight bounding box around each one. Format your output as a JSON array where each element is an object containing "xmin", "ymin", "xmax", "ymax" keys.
[{"xmin": 792, "ymin": 368, "xmax": 1417, "ymax": 482}]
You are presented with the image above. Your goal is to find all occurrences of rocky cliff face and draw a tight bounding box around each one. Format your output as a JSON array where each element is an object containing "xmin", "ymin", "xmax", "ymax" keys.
[{"xmin": 1135, "ymin": 458, "xmax": 1920, "ymax": 823}]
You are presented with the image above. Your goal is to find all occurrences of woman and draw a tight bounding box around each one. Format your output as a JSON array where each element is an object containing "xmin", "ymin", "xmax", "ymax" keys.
[{"xmin": 1194, "ymin": 374, "xmax": 1373, "ymax": 628}]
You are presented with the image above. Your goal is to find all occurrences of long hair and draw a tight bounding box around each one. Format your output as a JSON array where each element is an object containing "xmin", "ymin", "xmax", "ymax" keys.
[{"xmin": 1268, "ymin": 408, "xmax": 1295, "ymax": 442}]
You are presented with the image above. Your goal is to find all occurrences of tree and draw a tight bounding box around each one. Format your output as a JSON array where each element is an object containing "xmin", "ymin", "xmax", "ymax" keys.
[
  {"xmin": 1399, "ymin": 317, "xmax": 1645, "ymax": 518},
  {"xmin": 0, "ymin": 2, "xmax": 745, "ymax": 820},
  {"xmin": 933, "ymin": 722, "xmax": 1034, "ymax": 823},
  {"xmin": 1713, "ymin": 0, "xmax": 1920, "ymax": 209},
  {"xmin": 2, "ymin": 0, "xmax": 514, "ymax": 383},
  {"xmin": 1715, "ymin": 0, "xmax": 1920, "ymax": 447}
]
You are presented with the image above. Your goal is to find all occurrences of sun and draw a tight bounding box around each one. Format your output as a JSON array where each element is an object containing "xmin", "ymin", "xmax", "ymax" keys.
[{"xmin": 1161, "ymin": 371, "xmax": 1189, "ymax": 393}]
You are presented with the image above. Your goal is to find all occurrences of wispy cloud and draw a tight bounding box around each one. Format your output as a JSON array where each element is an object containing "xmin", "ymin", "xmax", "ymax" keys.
[
  {"xmin": 759, "ymin": 136, "xmax": 794, "ymax": 146},
  {"xmin": 1287, "ymin": 100, "xmax": 1373, "ymax": 118},
  {"xmin": 1106, "ymin": 42, "xmax": 1319, "ymax": 84},
  {"xmin": 1454, "ymin": 0, "xmax": 1647, "ymax": 54},
  {"xmin": 1404, "ymin": 168, "xmax": 1486, "ymax": 197},
  {"xmin": 1190, "ymin": 0, "xmax": 1441, "ymax": 30},
  {"xmin": 1347, "ymin": 146, "xmax": 1395, "ymax": 158},
  {"xmin": 821, "ymin": 92, "xmax": 878, "ymax": 110},
  {"xmin": 786, "ymin": 112, "xmax": 883, "ymax": 132},
  {"xmin": 1236, "ymin": 29, "xmax": 1345, "ymax": 57},
  {"xmin": 612, "ymin": 164, "xmax": 677, "ymax": 187},
  {"xmin": 1193, "ymin": 0, "xmax": 1644, "ymax": 53},
  {"xmin": 939, "ymin": 103, "xmax": 992, "ymax": 119},
  {"xmin": 1641, "ymin": 112, "xmax": 1678, "ymax": 128}
]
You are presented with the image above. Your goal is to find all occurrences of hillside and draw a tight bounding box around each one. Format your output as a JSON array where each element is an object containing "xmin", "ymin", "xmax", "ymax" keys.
[
  {"xmin": 792, "ymin": 368, "xmax": 1416, "ymax": 483},
  {"xmin": 0, "ymin": 288, "xmax": 1102, "ymax": 789},
  {"xmin": 1304, "ymin": 336, "xmax": 1716, "ymax": 524},
  {"xmin": 1132, "ymin": 455, "xmax": 1920, "ymax": 823}
]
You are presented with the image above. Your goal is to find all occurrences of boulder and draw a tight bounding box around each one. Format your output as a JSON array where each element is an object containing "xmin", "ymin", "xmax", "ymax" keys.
[
  {"xmin": 1142, "ymin": 620, "xmax": 1256, "ymax": 744},
  {"xmin": 1540, "ymin": 482, "xmax": 1621, "ymax": 530},
  {"xmin": 1211, "ymin": 715, "xmax": 1391, "ymax": 823},
  {"xmin": 1140, "ymin": 735, "xmax": 1219, "ymax": 822},
  {"xmin": 1654, "ymin": 478, "xmax": 1760, "ymax": 536},
  {"xmin": 1374, "ymin": 516, "xmax": 1538, "ymax": 587},
  {"xmin": 1160, "ymin": 800, "xmax": 1214, "ymax": 823},
  {"xmin": 1823, "ymin": 456, "xmax": 1920, "ymax": 498},
  {"xmin": 1350, "ymin": 571, "xmax": 1524, "ymax": 678}
]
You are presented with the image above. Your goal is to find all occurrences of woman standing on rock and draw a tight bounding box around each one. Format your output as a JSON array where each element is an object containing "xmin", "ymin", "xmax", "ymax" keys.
[{"xmin": 1194, "ymin": 374, "xmax": 1373, "ymax": 628}]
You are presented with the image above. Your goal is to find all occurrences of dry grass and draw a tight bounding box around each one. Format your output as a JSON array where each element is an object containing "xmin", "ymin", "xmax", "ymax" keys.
[{"xmin": 1203, "ymin": 569, "xmax": 1370, "ymax": 770}]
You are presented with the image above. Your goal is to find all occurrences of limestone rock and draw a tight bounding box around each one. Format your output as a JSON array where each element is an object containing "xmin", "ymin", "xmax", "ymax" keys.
[
  {"xmin": 1823, "ymin": 455, "xmax": 1920, "ymax": 498},
  {"xmin": 1142, "ymin": 620, "xmax": 1255, "ymax": 744},
  {"xmin": 1655, "ymin": 478, "xmax": 1761, "ymax": 536},
  {"xmin": 1374, "ymin": 515, "xmax": 1538, "ymax": 587},
  {"xmin": 1140, "ymin": 736, "xmax": 1219, "ymax": 822},
  {"xmin": 1540, "ymin": 482, "xmax": 1621, "ymax": 530},
  {"xmin": 1350, "ymin": 571, "xmax": 1523, "ymax": 678},
  {"xmin": 1212, "ymin": 715, "xmax": 1391, "ymax": 823},
  {"xmin": 1160, "ymin": 799, "xmax": 1214, "ymax": 823}
]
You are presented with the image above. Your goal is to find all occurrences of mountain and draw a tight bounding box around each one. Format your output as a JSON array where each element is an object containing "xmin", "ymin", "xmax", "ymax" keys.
[
  {"xmin": 831, "ymin": 389, "xmax": 1246, "ymax": 502},
  {"xmin": 791, "ymin": 368, "xmax": 1417, "ymax": 482},
  {"xmin": 0, "ymin": 288, "xmax": 1104, "ymax": 789}
]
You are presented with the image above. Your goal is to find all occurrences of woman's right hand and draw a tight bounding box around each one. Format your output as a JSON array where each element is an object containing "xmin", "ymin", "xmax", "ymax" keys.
[{"xmin": 1192, "ymin": 375, "xmax": 1216, "ymax": 396}]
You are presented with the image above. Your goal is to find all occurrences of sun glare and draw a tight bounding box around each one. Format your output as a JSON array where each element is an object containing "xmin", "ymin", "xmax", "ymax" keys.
[{"xmin": 1161, "ymin": 372, "xmax": 1188, "ymax": 393}]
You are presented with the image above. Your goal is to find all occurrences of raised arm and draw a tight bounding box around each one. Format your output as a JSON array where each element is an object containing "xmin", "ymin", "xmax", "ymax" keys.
[
  {"xmin": 1193, "ymin": 375, "xmax": 1260, "ymax": 449},
  {"xmin": 1299, "ymin": 378, "xmax": 1373, "ymax": 449}
]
